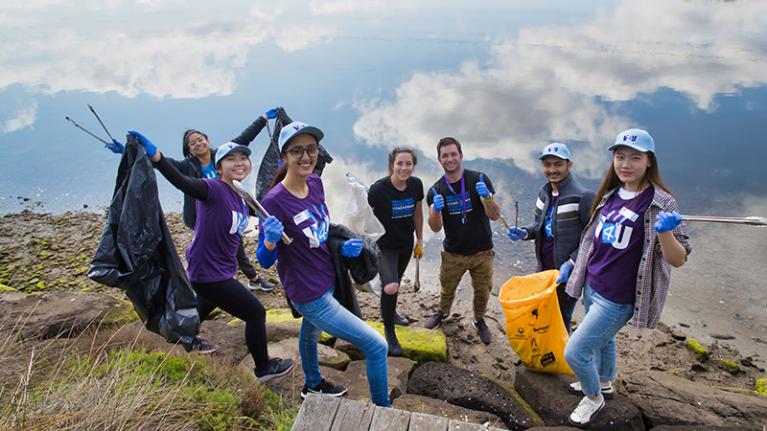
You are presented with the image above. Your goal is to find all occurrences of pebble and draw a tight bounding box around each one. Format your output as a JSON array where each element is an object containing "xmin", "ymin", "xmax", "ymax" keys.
[{"xmin": 710, "ymin": 333, "xmax": 735, "ymax": 340}]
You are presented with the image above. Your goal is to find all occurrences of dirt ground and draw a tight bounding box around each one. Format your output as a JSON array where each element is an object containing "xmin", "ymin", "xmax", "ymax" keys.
[{"xmin": 0, "ymin": 210, "xmax": 764, "ymax": 393}]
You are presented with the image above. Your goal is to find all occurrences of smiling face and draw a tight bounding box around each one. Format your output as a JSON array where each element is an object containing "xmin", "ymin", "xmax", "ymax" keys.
[
  {"xmin": 391, "ymin": 151, "xmax": 415, "ymax": 182},
  {"xmin": 186, "ymin": 132, "xmax": 210, "ymax": 158},
  {"xmin": 217, "ymin": 151, "xmax": 251, "ymax": 182},
  {"xmin": 438, "ymin": 143, "xmax": 463, "ymax": 175},
  {"xmin": 612, "ymin": 146, "xmax": 651, "ymax": 190},
  {"xmin": 282, "ymin": 133, "xmax": 319, "ymax": 179},
  {"xmin": 541, "ymin": 156, "xmax": 572, "ymax": 184}
]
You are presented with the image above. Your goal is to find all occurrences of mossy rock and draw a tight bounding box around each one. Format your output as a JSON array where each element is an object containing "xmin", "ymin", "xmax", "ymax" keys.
[
  {"xmin": 367, "ymin": 321, "xmax": 447, "ymax": 364},
  {"xmin": 264, "ymin": 308, "xmax": 333, "ymax": 344},
  {"xmin": 685, "ymin": 338, "xmax": 709, "ymax": 361},
  {"xmin": 0, "ymin": 283, "xmax": 18, "ymax": 293},
  {"xmin": 102, "ymin": 297, "xmax": 141, "ymax": 325},
  {"xmin": 756, "ymin": 377, "xmax": 767, "ymax": 396},
  {"xmin": 715, "ymin": 358, "xmax": 740, "ymax": 374}
]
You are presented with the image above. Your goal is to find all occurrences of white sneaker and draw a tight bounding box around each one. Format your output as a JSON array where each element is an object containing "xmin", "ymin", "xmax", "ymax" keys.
[
  {"xmin": 568, "ymin": 380, "xmax": 614, "ymax": 398},
  {"xmin": 569, "ymin": 395, "xmax": 605, "ymax": 426}
]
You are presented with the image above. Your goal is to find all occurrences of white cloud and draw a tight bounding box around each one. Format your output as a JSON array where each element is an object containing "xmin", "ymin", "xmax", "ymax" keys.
[
  {"xmin": 2, "ymin": 102, "xmax": 38, "ymax": 134},
  {"xmin": 308, "ymin": 0, "xmax": 417, "ymax": 15},
  {"xmin": 275, "ymin": 24, "xmax": 337, "ymax": 52},
  {"xmin": 353, "ymin": 0, "xmax": 767, "ymax": 178}
]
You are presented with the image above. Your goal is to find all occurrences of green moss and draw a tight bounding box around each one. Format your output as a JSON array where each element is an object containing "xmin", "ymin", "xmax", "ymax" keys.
[
  {"xmin": 0, "ymin": 283, "xmax": 17, "ymax": 293},
  {"xmin": 686, "ymin": 338, "xmax": 709, "ymax": 360},
  {"xmin": 482, "ymin": 373, "xmax": 545, "ymax": 427},
  {"xmin": 35, "ymin": 280, "xmax": 47, "ymax": 290},
  {"xmin": 262, "ymin": 388, "xmax": 299, "ymax": 431},
  {"xmin": 266, "ymin": 308, "xmax": 301, "ymax": 324},
  {"xmin": 73, "ymin": 266, "xmax": 89, "ymax": 275},
  {"xmin": 37, "ymin": 251, "xmax": 53, "ymax": 260},
  {"xmin": 756, "ymin": 377, "xmax": 767, "ymax": 396},
  {"xmin": 716, "ymin": 359, "xmax": 740, "ymax": 374},
  {"xmin": 366, "ymin": 321, "xmax": 447, "ymax": 363},
  {"xmin": 102, "ymin": 297, "xmax": 140, "ymax": 325}
]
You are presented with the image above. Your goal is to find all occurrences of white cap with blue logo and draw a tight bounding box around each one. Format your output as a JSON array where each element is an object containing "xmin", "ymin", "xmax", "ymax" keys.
[
  {"xmin": 214, "ymin": 141, "xmax": 251, "ymax": 166},
  {"xmin": 539, "ymin": 143, "xmax": 572, "ymax": 160},
  {"xmin": 278, "ymin": 121, "xmax": 324, "ymax": 153},
  {"xmin": 609, "ymin": 128, "xmax": 655, "ymax": 153}
]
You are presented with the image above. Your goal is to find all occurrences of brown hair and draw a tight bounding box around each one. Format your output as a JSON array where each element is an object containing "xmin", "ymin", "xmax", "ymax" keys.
[
  {"xmin": 437, "ymin": 137, "xmax": 462, "ymax": 157},
  {"xmin": 182, "ymin": 129, "xmax": 208, "ymax": 158},
  {"xmin": 590, "ymin": 150, "xmax": 672, "ymax": 217},
  {"xmin": 388, "ymin": 147, "xmax": 418, "ymax": 175}
]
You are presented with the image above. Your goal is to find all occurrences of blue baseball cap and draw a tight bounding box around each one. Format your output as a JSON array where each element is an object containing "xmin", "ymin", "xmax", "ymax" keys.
[
  {"xmin": 278, "ymin": 121, "xmax": 324, "ymax": 153},
  {"xmin": 539, "ymin": 143, "xmax": 572, "ymax": 160},
  {"xmin": 214, "ymin": 141, "xmax": 251, "ymax": 166},
  {"xmin": 608, "ymin": 128, "xmax": 655, "ymax": 153}
]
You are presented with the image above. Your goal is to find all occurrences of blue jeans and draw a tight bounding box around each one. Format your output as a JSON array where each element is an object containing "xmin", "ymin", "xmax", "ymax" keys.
[
  {"xmin": 292, "ymin": 289, "xmax": 391, "ymax": 407},
  {"xmin": 564, "ymin": 282, "xmax": 634, "ymax": 397}
]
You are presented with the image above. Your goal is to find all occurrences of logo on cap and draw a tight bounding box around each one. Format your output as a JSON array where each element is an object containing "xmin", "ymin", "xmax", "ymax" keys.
[{"xmin": 623, "ymin": 134, "xmax": 638, "ymax": 142}]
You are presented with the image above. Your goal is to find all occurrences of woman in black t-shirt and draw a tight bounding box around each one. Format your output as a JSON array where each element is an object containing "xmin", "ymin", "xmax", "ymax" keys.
[{"xmin": 367, "ymin": 147, "xmax": 424, "ymax": 356}]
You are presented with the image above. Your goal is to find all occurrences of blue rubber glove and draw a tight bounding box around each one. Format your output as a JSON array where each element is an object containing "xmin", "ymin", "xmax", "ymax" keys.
[
  {"xmin": 265, "ymin": 108, "xmax": 279, "ymax": 119},
  {"xmin": 262, "ymin": 216, "xmax": 284, "ymax": 243},
  {"xmin": 475, "ymin": 181, "xmax": 490, "ymax": 198},
  {"xmin": 654, "ymin": 210, "xmax": 682, "ymax": 233},
  {"xmin": 127, "ymin": 131, "xmax": 158, "ymax": 158},
  {"xmin": 431, "ymin": 188, "xmax": 445, "ymax": 213},
  {"xmin": 105, "ymin": 139, "xmax": 124, "ymax": 154},
  {"xmin": 341, "ymin": 238, "xmax": 364, "ymax": 257},
  {"xmin": 555, "ymin": 260, "xmax": 574, "ymax": 284},
  {"xmin": 507, "ymin": 226, "xmax": 527, "ymax": 241}
]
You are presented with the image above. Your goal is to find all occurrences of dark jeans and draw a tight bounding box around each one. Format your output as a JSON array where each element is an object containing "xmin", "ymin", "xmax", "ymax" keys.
[
  {"xmin": 194, "ymin": 278, "xmax": 269, "ymax": 370},
  {"xmin": 236, "ymin": 241, "xmax": 257, "ymax": 280},
  {"xmin": 557, "ymin": 283, "xmax": 578, "ymax": 334}
]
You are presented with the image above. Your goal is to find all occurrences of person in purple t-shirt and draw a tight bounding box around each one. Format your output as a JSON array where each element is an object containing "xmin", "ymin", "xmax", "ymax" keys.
[
  {"xmin": 562, "ymin": 129, "xmax": 691, "ymax": 427},
  {"xmin": 256, "ymin": 122, "xmax": 391, "ymax": 407},
  {"xmin": 127, "ymin": 131, "xmax": 295, "ymax": 383}
]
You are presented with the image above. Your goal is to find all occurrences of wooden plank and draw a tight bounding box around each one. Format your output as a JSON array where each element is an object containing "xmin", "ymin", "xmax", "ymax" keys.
[
  {"xmin": 369, "ymin": 406, "xmax": 411, "ymax": 431},
  {"xmin": 291, "ymin": 394, "xmax": 341, "ymax": 431},
  {"xmin": 330, "ymin": 398, "xmax": 376, "ymax": 431},
  {"xmin": 408, "ymin": 412, "xmax": 449, "ymax": 431},
  {"xmin": 447, "ymin": 420, "xmax": 487, "ymax": 431}
]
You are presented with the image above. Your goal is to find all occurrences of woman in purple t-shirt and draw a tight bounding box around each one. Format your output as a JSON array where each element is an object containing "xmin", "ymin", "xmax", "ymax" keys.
[
  {"xmin": 256, "ymin": 122, "xmax": 391, "ymax": 407},
  {"xmin": 562, "ymin": 129, "xmax": 691, "ymax": 427},
  {"xmin": 127, "ymin": 131, "xmax": 295, "ymax": 383}
]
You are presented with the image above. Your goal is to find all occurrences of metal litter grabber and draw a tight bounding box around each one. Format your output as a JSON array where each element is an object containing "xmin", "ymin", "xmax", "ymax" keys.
[
  {"xmin": 231, "ymin": 180, "xmax": 292, "ymax": 245},
  {"xmin": 681, "ymin": 215, "xmax": 766, "ymax": 227}
]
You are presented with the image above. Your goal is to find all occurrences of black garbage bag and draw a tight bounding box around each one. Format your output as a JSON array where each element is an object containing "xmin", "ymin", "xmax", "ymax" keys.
[
  {"xmin": 255, "ymin": 108, "xmax": 333, "ymax": 200},
  {"xmin": 88, "ymin": 135, "xmax": 199, "ymax": 348}
]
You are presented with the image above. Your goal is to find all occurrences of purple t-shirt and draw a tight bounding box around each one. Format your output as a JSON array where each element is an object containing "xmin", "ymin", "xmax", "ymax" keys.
[
  {"xmin": 186, "ymin": 179, "xmax": 249, "ymax": 283},
  {"xmin": 586, "ymin": 187, "xmax": 654, "ymax": 304},
  {"xmin": 540, "ymin": 194, "xmax": 558, "ymax": 270},
  {"xmin": 261, "ymin": 174, "xmax": 335, "ymax": 304}
]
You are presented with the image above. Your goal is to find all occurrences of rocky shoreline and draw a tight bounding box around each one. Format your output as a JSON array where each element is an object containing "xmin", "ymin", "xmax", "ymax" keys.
[{"xmin": 1, "ymin": 211, "xmax": 766, "ymax": 429}]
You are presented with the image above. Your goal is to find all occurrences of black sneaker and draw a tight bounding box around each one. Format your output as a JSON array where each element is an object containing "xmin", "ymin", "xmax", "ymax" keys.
[
  {"xmin": 255, "ymin": 358, "xmax": 295, "ymax": 383},
  {"xmin": 473, "ymin": 319, "xmax": 492, "ymax": 345},
  {"xmin": 394, "ymin": 311, "xmax": 410, "ymax": 327},
  {"xmin": 424, "ymin": 312, "xmax": 446, "ymax": 329},
  {"xmin": 185, "ymin": 337, "xmax": 218, "ymax": 354},
  {"xmin": 248, "ymin": 276, "xmax": 276, "ymax": 292},
  {"xmin": 301, "ymin": 378, "xmax": 348, "ymax": 398}
]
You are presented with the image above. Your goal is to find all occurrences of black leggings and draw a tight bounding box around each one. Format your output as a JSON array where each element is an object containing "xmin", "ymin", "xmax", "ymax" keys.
[
  {"xmin": 193, "ymin": 278, "xmax": 268, "ymax": 370},
  {"xmin": 379, "ymin": 248, "xmax": 411, "ymax": 328}
]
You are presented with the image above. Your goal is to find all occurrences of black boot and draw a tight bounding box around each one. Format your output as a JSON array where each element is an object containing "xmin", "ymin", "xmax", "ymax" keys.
[{"xmin": 385, "ymin": 325, "xmax": 403, "ymax": 356}]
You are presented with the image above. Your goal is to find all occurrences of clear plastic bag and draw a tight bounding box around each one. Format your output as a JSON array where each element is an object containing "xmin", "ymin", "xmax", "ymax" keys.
[{"xmin": 342, "ymin": 172, "xmax": 386, "ymax": 241}]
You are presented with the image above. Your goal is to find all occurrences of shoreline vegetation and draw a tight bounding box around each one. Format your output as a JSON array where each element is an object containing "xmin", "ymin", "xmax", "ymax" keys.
[{"xmin": 1, "ymin": 210, "xmax": 766, "ymax": 430}]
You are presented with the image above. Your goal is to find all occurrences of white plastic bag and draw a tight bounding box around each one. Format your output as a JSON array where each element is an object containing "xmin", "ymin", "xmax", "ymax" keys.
[{"xmin": 342, "ymin": 172, "xmax": 386, "ymax": 241}]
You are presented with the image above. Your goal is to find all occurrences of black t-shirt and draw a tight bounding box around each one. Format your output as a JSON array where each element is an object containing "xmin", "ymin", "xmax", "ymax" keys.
[
  {"xmin": 427, "ymin": 169, "xmax": 495, "ymax": 255},
  {"xmin": 368, "ymin": 176, "xmax": 424, "ymax": 250}
]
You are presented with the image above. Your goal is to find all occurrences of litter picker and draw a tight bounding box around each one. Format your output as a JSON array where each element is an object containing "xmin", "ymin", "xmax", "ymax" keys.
[
  {"xmin": 65, "ymin": 116, "xmax": 110, "ymax": 145},
  {"xmin": 413, "ymin": 256, "xmax": 421, "ymax": 292},
  {"xmin": 681, "ymin": 215, "xmax": 766, "ymax": 227},
  {"xmin": 231, "ymin": 180, "xmax": 293, "ymax": 244},
  {"xmin": 88, "ymin": 104, "xmax": 115, "ymax": 142}
]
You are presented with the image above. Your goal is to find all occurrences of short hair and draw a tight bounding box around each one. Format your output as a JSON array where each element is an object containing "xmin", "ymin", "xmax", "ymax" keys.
[
  {"xmin": 437, "ymin": 137, "xmax": 462, "ymax": 157},
  {"xmin": 387, "ymin": 147, "xmax": 418, "ymax": 175}
]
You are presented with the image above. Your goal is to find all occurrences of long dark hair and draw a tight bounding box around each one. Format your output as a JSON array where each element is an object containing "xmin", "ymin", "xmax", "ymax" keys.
[
  {"xmin": 388, "ymin": 147, "xmax": 418, "ymax": 175},
  {"xmin": 591, "ymin": 150, "xmax": 672, "ymax": 217},
  {"xmin": 182, "ymin": 129, "xmax": 208, "ymax": 158}
]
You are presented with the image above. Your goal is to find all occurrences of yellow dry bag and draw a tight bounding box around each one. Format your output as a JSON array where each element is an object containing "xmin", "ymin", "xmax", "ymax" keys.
[{"xmin": 498, "ymin": 270, "xmax": 573, "ymax": 374}]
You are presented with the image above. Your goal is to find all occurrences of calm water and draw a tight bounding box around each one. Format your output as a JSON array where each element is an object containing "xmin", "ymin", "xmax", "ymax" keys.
[{"xmin": 1, "ymin": 1, "xmax": 765, "ymax": 357}]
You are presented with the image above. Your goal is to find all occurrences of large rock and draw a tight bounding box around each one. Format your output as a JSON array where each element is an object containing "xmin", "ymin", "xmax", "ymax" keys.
[
  {"xmin": 0, "ymin": 291, "xmax": 136, "ymax": 339},
  {"xmin": 407, "ymin": 362, "xmax": 537, "ymax": 430},
  {"xmin": 513, "ymin": 367, "xmax": 644, "ymax": 431},
  {"xmin": 394, "ymin": 394, "xmax": 506, "ymax": 428},
  {"xmin": 263, "ymin": 308, "xmax": 333, "ymax": 344},
  {"xmin": 237, "ymin": 337, "xmax": 350, "ymax": 373},
  {"xmin": 324, "ymin": 357, "xmax": 416, "ymax": 403},
  {"xmin": 623, "ymin": 370, "xmax": 767, "ymax": 429},
  {"xmin": 335, "ymin": 321, "xmax": 448, "ymax": 364}
]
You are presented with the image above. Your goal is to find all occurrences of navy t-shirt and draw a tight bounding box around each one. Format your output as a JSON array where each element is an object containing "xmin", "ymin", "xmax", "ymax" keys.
[{"xmin": 368, "ymin": 176, "xmax": 424, "ymax": 251}]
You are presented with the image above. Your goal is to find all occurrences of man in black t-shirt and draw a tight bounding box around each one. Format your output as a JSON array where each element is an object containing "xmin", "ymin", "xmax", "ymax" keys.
[{"xmin": 424, "ymin": 137, "xmax": 501, "ymax": 344}]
